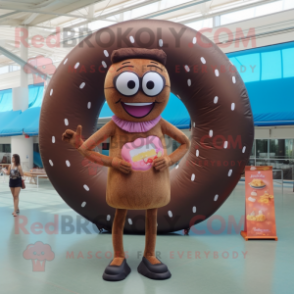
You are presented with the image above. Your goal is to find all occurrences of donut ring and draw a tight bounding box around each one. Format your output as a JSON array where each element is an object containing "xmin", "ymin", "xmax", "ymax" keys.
[{"xmin": 39, "ymin": 20, "xmax": 254, "ymax": 234}]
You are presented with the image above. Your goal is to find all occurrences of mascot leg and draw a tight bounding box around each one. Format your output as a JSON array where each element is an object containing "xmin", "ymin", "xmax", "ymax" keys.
[
  {"xmin": 102, "ymin": 209, "xmax": 131, "ymax": 281},
  {"xmin": 137, "ymin": 208, "xmax": 171, "ymax": 280}
]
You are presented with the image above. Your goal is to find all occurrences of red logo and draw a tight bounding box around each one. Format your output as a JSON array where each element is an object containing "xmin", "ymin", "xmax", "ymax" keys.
[
  {"xmin": 23, "ymin": 55, "xmax": 56, "ymax": 85},
  {"xmin": 23, "ymin": 241, "xmax": 55, "ymax": 272}
]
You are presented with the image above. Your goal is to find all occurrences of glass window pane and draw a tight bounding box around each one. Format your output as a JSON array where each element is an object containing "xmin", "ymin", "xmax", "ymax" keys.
[
  {"xmin": 255, "ymin": 1, "xmax": 283, "ymax": 17},
  {"xmin": 250, "ymin": 140, "xmax": 256, "ymax": 158},
  {"xmin": 186, "ymin": 18, "xmax": 213, "ymax": 30},
  {"xmin": 269, "ymin": 139, "xmax": 293, "ymax": 159},
  {"xmin": 285, "ymin": 139, "xmax": 294, "ymax": 159},
  {"xmin": 220, "ymin": 8, "xmax": 255, "ymax": 25},
  {"xmin": 256, "ymin": 140, "xmax": 268, "ymax": 158},
  {"xmin": 268, "ymin": 160, "xmax": 294, "ymax": 180}
]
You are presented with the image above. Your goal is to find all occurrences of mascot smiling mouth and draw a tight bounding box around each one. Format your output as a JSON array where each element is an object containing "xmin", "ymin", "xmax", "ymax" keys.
[{"xmin": 121, "ymin": 102, "xmax": 155, "ymax": 118}]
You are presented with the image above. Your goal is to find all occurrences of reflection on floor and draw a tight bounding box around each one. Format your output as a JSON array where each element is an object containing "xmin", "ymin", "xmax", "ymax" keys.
[{"xmin": 0, "ymin": 178, "xmax": 293, "ymax": 294}]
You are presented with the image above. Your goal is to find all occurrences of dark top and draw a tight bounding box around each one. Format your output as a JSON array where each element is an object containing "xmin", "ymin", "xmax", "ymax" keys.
[{"xmin": 10, "ymin": 165, "xmax": 21, "ymax": 180}]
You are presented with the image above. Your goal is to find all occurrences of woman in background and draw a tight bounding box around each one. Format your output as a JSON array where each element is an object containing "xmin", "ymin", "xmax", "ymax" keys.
[{"xmin": 3, "ymin": 154, "xmax": 24, "ymax": 217}]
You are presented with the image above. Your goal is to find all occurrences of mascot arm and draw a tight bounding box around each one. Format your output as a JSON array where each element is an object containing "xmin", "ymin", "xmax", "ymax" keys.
[
  {"xmin": 156, "ymin": 119, "xmax": 190, "ymax": 168},
  {"xmin": 77, "ymin": 121, "xmax": 116, "ymax": 168},
  {"xmin": 77, "ymin": 121, "xmax": 131, "ymax": 173}
]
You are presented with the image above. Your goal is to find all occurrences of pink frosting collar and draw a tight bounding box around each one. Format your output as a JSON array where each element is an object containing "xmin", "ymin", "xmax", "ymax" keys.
[{"xmin": 112, "ymin": 115, "xmax": 161, "ymax": 133}]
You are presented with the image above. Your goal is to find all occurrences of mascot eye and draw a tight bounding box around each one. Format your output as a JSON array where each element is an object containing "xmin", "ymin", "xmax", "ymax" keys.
[
  {"xmin": 142, "ymin": 72, "xmax": 165, "ymax": 97},
  {"xmin": 115, "ymin": 72, "xmax": 139, "ymax": 96}
]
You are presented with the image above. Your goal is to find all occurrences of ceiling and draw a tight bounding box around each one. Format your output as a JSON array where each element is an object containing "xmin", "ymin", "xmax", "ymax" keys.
[{"xmin": 0, "ymin": 0, "xmax": 292, "ymax": 68}]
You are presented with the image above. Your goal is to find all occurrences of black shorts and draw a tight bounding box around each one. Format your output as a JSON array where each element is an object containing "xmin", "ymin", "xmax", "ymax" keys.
[{"xmin": 9, "ymin": 178, "xmax": 22, "ymax": 188}]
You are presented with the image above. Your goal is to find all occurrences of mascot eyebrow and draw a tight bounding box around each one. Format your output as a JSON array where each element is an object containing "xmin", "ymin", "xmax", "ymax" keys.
[
  {"xmin": 146, "ymin": 64, "xmax": 163, "ymax": 71},
  {"xmin": 116, "ymin": 65, "xmax": 135, "ymax": 72}
]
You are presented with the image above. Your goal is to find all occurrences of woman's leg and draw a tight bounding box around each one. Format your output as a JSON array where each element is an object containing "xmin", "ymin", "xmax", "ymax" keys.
[
  {"xmin": 10, "ymin": 187, "xmax": 17, "ymax": 216},
  {"xmin": 144, "ymin": 208, "xmax": 161, "ymax": 265},
  {"xmin": 110, "ymin": 209, "xmax": 127, "ymax": 266},
  {"xmin": 14, "ymin": 187, "xmax": 21, "ymax": 212}
]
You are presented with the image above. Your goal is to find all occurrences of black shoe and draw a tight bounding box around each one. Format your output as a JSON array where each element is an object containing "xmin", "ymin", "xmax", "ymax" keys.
[
  {"xmin": 102, "ymin": 259, "xmax": 131, "ymax": 281},
  {"xmin": 137, "ymin": 257, "xmax": 171, "ymax": 280}
]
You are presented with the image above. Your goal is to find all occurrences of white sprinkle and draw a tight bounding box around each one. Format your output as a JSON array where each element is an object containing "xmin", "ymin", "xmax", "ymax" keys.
[
  {"xmin": 74, "ymin": 62, "xmax": 80, "ymax": 69},
  {"xmin": 64, "ymin": 118, "xmax": 69, "ymax": 126},
  {"xmin": 184, "ymin": 65, "xmax": 190, "ymax": 72},
  {"xmin": 193, "ymin": 122, "xmax": 195, "ymax": 127},
  {"xmin": 65, "ymin": 160, "xmax": 70, "ymax": 167},
  {"xmin": 191, "ymin": 173, "xmax": 195, "ymax": 181},
  {"xmin": 215, "ymin": 69, "xmax": 219, "ymax": 77},
  {"xmin": 128, "ymin": 218, "xmax": 133, "ymax": 225},
  {"xmin": 228, "ymin": 169, "xmax": 233, "ymax": 177},
  {"xmin": 196, "ymin": 150, "xmax": 199, "ymax": 157},
  {"xmin": 187, "ymin": 79, "xmax": 191, "ymax": 86},
  {"xmin": 168, "ymin": 210, "xmax": 173, "ymax": 218},
  {"xmin": 224, "ymin": 141, "xmax": 228, "ymax": 149},
  {"xmin": 87, "ymin": 102, "xmax": 91, "ymax": 109},
  {"xmin": 129, "ymin": 36, "xmax": 135, "ymax": 43},
  {"xmin": 231, "ymin": 103, "xmax": 235, "ymax": 111},
  {"xmin": 49, "ymin": 159, "xmax": 53, "ymax": 166},
  {"xmin": 103, "ymin": 50, "xmax": 109, "ymax": 57},
  {"xmin": 79, "ymin": 82, "xmax": 86, "ymax": 89},
  {"xmin": 81, "ymin": 202, "xmax": 86, "ymax": 207},
  {"xmin": 232, "ymin": 76, "xmax": 236, "ymax": 83},
  {"xmin": 209, "ymin": 130, "xmax": 213, "ymax": 138},
  {"xmin": 83, "ymin": 184, "xmax": 90, "ymax": 191},
  {"xmin": 242, "ymin": 146, "xmax": 246, "ymax": 153},
  {"xmin": 200, "ymin": 57, "xmax": 206, "ymax": 64},
  {"xmin": 192, "ymin": 206, "xmax": 197, "ymax": 213},
  {"xmin": 106, "ymin": 215, "xmax": 111, "ymax": 221},
  {"xmin": 214, "ymin": 194, "xmax": 219, "ymax": 201},
  {"xmin": 175, "ymin": 165, "xmax": 179, "ymax": 169},
  {"xmin": 102, "ymin": 61, "xmax": 107, "ymax": 68},
  {"xmin": 192, "ymin": 37, "xmax": 197, "ymax": 44},
  {"xmin": 214, "ymin": 96, "xmax": 219, "ymax": 104},
  {"xmin": 159, "ymin": 39, "xmax": 163, "ymax": 47},
  {"xmin": 50, "ymin": 89, "xmax": 53, "ymax": 96},
  {"xmin": 52, "ymin": 136, "xmax": 55, "ymax": 143},
  {"xmin": 177, "ymin": 95, "xmax": 181, "ymax": 100},
  {"xmin": 63, "ymin": 58, "xmax": 68, "ymax": 65}
]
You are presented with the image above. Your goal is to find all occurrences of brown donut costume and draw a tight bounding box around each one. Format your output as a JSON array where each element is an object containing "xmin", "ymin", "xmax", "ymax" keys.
[{"xmin": 39, "ymin": 20, "xmax": 254, "ymax": 281}]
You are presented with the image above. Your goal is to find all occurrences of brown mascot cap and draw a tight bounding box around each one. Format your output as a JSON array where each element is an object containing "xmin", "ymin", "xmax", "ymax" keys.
[{"xmin": 111, "ymin": 48, "xmax": 167, "ymax": 65}]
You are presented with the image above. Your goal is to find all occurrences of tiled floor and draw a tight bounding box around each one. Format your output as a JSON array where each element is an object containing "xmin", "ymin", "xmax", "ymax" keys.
[{"xmin": 0, "ymin": 176, "xmax": 293, "ymax": 294}]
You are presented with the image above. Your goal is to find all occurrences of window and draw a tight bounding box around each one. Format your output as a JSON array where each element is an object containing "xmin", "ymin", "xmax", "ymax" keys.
[
  {"xmin": 220, "ymin": 0, "xmax": 293, "ymax": 26},
  {"xmin": 0, "ymin": 144, "xmax": 11, "ymax": 153},
  {"xmin": 0, "ymin": 66, "xmax": 9, "ymax": 75},
  {"xmin": 186, "ymin": 18, "xmax": 213, "ymax": 31},
  {"xmin": 33, "ymin": 143, "xmax": 40, "ymax": 153},
  {"xmin": 256, "ymin": 140, "xmax": 268, "ymax": 158},
  {"xmin": 251, "ymin": 139, "xmax": 294, "ymax": 180}
]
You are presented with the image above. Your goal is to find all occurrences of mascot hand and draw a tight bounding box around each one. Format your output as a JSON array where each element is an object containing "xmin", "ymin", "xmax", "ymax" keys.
[
  {"xmin": 62, "ymin": 125, "xmax": 83, "ymax": 148},
  {"xmin": 153, "ymin": 156, "xmax": 172, "ymax": 171},
  {"xmin": 112, "ymin": 157, "xmax": 132, "ymax": 174}
]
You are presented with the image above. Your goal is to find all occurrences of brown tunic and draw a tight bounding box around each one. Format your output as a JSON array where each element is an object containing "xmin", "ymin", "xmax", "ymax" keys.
[{"xmin": 106, "ymin": 120, "xmax": 170, "ymax": 210}]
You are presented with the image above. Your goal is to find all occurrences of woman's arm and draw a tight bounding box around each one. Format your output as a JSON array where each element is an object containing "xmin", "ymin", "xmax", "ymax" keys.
[
  {"xmin": 153, "ymin": 119, "xmax": 190, "ymax": 171},
  {"xmin": 3, "ymin": 164, "xmax": 10, "ymax": 175},
  {"xmin": 18, "ymin": 165, "xmax": 24, "ymax": 177}
]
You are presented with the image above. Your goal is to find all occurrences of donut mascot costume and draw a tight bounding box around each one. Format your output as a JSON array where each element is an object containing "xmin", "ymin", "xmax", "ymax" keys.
[{"xmin": 62, "ymin": 48, "xmax": 190, "ymax": 281}]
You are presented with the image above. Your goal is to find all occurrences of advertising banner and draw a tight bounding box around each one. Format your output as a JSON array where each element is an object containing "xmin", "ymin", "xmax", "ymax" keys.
[{"xmin": 241, "ymin": 166, "xmax": 278, "ymax": 241}]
